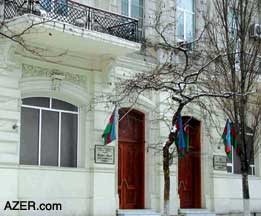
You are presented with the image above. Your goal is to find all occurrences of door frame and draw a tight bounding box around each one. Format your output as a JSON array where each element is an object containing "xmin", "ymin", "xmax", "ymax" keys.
[{"xmin": 117, "ymin": 108, "xmax": 145, "ymax": 209}]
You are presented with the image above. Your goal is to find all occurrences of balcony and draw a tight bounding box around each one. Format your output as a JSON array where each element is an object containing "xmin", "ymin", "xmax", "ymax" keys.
[{"xmin": 2, "ymin": 0, "xmax": 141, "ymax": 57}]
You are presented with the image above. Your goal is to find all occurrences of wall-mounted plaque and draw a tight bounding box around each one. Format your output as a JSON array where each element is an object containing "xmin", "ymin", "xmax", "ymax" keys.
[
  {"xmin": 213, "ymin": 155, "xmax": 227, "ymax": 171},
  {"xmin": 95, "ymin": 145, "xmax": 115, "ymax": 164}
]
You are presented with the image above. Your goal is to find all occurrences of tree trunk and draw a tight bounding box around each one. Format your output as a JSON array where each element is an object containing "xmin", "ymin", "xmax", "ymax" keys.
[
  {"xmin": 162, "ymin": 106, "xmax": 184, "ymax": 216},
  {"xmin": 163, "ymin": 145, "xmax": 170, "ymax": 216},
  {"xmin": 242, "ymin": 172, "xmax": 250, "ymax": 216}
]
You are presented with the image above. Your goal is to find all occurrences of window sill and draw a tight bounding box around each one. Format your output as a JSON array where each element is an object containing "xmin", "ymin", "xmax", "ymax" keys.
[
  {"xmin": 0, "ymin": 164, "xmax": 88, "ymax": 173},
  {"xmin": 212, "ymin": 171, "xmax": 261, "ymax": 180}
]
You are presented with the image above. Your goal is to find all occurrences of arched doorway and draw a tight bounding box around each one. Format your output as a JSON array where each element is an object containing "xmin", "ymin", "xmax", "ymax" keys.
[
  {"xmin": 118, "ymin": 108, "xmax": 145, "ymax": 209},
  {"xmin": 178, "ymin": 117, "xmax": 201, "ymax": 208}
]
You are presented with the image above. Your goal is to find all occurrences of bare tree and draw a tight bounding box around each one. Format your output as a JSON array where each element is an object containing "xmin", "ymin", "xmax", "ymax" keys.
[
  {"xmin": 0, "ymin": 0, "xmax": 67, "ymax": 58},
  {"xmin": 204, "ymin": 0, "xmax": 261, "ymax": 215},
  {"xmin": 112, "ymin": 5, "xmax": 236, "ymax": 215}
]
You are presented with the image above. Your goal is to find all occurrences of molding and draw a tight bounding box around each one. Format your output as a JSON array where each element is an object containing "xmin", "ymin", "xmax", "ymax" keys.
[
  {"xmin": 88, "ymin": 166, "xmax": 116, "ymax": 174},
  {"xmin": 115, "ymin": 55, "xmax": 156, "ymax": 72},
  {"xmin": 211, "ymin": 171, "xmax": 261, "ymax": 180},
  {"xmin": 16, "ymin": 53, "xmax": 99, "ymax": 74},
  {"xmin": 22, "ymin": 63, "xmax": 87, "ymax": 88},
  {"xmin": 15, "ymin": 49, "xmax": 103, "ymax": 72},
  {"xmin": 0, "ymin": 42, "xmax": 19, "ymax": 72},
  {"xmin": 0, "ymin": 164, "xmax": 90, "ymax": 173}
]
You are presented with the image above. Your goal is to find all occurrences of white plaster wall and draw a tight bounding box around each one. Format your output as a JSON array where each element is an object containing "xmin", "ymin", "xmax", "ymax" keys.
[
  {"xmin": 0, "ymin": 39, "xmax": 162, "ymax": 216},
  {"xmin": 212, "ymin": 173, "xmax": 261, "ymax": 214},
  {"xmin": 0, "ymin": 40, "xmax": 118, "ymax": 216},
  {"xmin": 0, "ymin": 43, "xmax": 21, "ymax": 165},
  {"xmin": 0, "ymin": 166, "xmax": 90, "ymax": 216},
  {"xmin": 91, "ymin": 169, "xmax": 117, "ymax": 216},
  {"xmin": 1, "ymin": 1, "xmax": 260, "ymax": 215},
  {"xmin": 74, "ymin": 0, "xmax": 120, "ymax": 13}
]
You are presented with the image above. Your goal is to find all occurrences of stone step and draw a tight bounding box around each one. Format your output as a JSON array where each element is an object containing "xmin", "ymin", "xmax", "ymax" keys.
[
  {"xmin": 117, "ymin": 209, "xmax": 161, "ymax": 216},
  {"xmin": 179, "ymin": 209, "xmax": 216, "ymax": 216}
]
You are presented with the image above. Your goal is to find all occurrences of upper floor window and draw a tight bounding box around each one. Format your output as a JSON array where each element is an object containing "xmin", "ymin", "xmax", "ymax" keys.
[
  {"xmin": 121, "ymin": 0, "xmax": 143, "ymax": 21},
  {"xmin": 40, "ymin": 0, "xmax": 68, "ymax": 16},
  {"xmin": 176, "ymin": 0, "xmax": 195, "ymax": 42},
  {"xmin": 20, "ymin": 97, "xmax": 78, "ymax": 168}
]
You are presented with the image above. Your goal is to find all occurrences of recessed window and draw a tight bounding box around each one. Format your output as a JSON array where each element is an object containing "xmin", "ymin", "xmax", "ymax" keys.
[
  {"xmin": 40, "ymin": 0, "xmax": 68, "ymax": 15},
  {"xmin": 226, "ymin": 131, "xmax": 255, "ymax": 175},
  {"xmin": 121, "ymin": 0, "xmax": 143, "ymax": 21},
  {"xmin": 20, "ymin": 97, "xmax": 78, "ymax": 168},
  {"xmin": 176, "ymin": 0, "xmax": 195, "ymax": 42}
]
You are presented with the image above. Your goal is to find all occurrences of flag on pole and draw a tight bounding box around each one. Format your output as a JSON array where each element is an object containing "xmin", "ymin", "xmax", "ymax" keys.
[
  {"xmin": 175, "ymin": 113, "xmax": 187, "ymax": 157},
  {"xmin": 231, "ymin": 124, "xmax": 239, "ymax": 154},
  {"xmin": 222, "ymin": 119, "xmax": 232, "ymax": 158},
  {"xmin": 102, "ymin": 108, "xmax": 117, "ymax": 145}
]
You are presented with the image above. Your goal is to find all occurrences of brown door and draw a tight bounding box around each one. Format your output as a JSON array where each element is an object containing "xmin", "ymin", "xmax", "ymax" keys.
[
  {"xmin": 178, "ymin": 118, "xmax": 201, "ymax": 208},
  {"xmin": 118, "ymin": 109, "xmax": 144, "ymax": 209}
]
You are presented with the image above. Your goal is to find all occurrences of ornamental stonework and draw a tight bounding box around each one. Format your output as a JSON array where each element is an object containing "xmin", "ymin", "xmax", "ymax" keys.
[{"xmin": 22, "ymin": 64, "xmax": 87, "ymax": 88}]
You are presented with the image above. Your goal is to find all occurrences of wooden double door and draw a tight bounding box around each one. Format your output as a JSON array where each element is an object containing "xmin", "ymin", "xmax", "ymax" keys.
[
  {"xmin": 178, "ymin": 117, "xmax": 201, "ymax": 208},
  {"xmin": 118, "ymin": 109, "xmax": 144, "ymax": 209}
]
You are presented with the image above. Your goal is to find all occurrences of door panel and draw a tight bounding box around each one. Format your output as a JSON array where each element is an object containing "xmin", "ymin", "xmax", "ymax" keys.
[
  {"xmin": 178, "ymin": 153, "xmax": 193, "ymax": 208},
  {"xmin": 118, "ymin": 109, "xmax": 144, "ymax": 209},
  {"xmin": 178, "ymin": 118, "xmax": 201, "ymax": 208},
  {"xmin": 118, "ymin": 141, "xmax": 143, "ymax": 209}
]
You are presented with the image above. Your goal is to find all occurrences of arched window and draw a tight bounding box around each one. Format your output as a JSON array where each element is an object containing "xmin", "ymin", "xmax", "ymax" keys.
[{"xmin": 20, "ymin": 97, "xmax": 78, "ymax": 168}]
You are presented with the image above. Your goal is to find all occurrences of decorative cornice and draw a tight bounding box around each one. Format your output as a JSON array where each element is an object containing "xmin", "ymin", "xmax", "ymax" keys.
[{"xmin": 22, "ymin": 64, "xmax": 87, "ymax": 88}]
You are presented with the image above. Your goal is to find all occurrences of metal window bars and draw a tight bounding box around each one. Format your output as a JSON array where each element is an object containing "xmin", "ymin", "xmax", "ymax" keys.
[{"xmin": 3, "ymin": 0, "xmax": 141, "ymax": 42}]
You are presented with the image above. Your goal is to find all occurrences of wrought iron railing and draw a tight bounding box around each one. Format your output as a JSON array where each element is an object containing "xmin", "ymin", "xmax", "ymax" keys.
[{"xmin": 3, "ymin": 0, "xmax": 141, "ymax": 42}]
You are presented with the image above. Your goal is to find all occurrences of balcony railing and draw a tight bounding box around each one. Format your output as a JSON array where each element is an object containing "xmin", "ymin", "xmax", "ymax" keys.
[{"xmin": 3, "ymin": 0, "xmax": 141, "ymax": 42}]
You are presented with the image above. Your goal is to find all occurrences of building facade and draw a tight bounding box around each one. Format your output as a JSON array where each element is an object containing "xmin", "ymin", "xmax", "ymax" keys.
[{"xmin": 0, "ymin": 0, "xmax": 261, "ymax": 215}]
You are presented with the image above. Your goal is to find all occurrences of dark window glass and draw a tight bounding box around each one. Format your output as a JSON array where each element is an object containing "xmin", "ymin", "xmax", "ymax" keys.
[
  {"xmin": 52, "ymin": 99, "xmax": 78, "ymax": 112},
  {"xmin": 233, "ymin": 150, "xmax": 241, "ymax": 174},
  {"xmin": 61, "ymin": 113, "xmax": 77, "ymax": 167},
  {"xmin": 227, "ymin": 166, "xmax": 232, "ymax": 173},
  {"xmin": 55, "ymin": 0, "xmax": 68, "ymax": 16},
  {"xmin": 22, "ymin": 97, "xmax": 50, "ymax": 108},
  {"xmin": 131, "ymin": 0, "xmax": 143, "ymax": 19},
  {"xmin": 121, "ymin": 0, "xmax": 128, "ymax": 16},
  {"xmin": 177, "ymin": 0, "xmax": 194, "ymax": 11},
  {"xmin": 40, "ymin": 0, "xmax": 52, "ymax": 12},
  {"xmin": 20, "ymin": 97, "xmax": 78, "ymax": 168},
  {"xmin": 176, "ymin": 0, "xmax": 194, "ymax": 42},
  {"xmin": 41, "ymin": 111, "xmax": 59, "ymax": 166},
  {"xmin": 233, "ymin": 131, "xmax": 254, "ymax": 175},
  {"xmin": 20, "ymin": 107, "xmax": 39, "ymax": 165}
]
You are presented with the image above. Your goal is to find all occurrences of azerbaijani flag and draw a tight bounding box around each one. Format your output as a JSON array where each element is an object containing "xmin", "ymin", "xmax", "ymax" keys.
[
  {"xmin": 175, "ymin": 113, "xmax": 189, "ymax": 157},
  {"xmin": 102, "ymin": 108, "xmax": 116, "ymax": 144},
  {"xmin": 222, "ymin": 119, "xmax": 232, "ymax": 158},
  {"xmin": 231, "ymin": 124, "xmax": 239, "ymax": 154}
]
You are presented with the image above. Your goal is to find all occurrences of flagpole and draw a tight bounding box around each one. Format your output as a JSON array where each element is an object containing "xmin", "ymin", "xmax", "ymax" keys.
[
  {"xmin": 118, "ymin": 106, "xmax": 135, "ymax": 122},
  {"xmin": 112, "ymin": 101, "xmax": 120, "ymax": 209},
  {"xmin": 114, "ymin": 102, "xmax": 119, "ymax": 142}
]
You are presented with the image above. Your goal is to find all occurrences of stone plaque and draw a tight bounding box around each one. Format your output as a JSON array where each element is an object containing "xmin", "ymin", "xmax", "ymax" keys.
[
  {"xmin": 213, "ymin": 155, "xmax": 227, "ymax": 171},
  {"xmin": 95, "ymin": 145, "xmax": 115, "ymax": 164}
]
